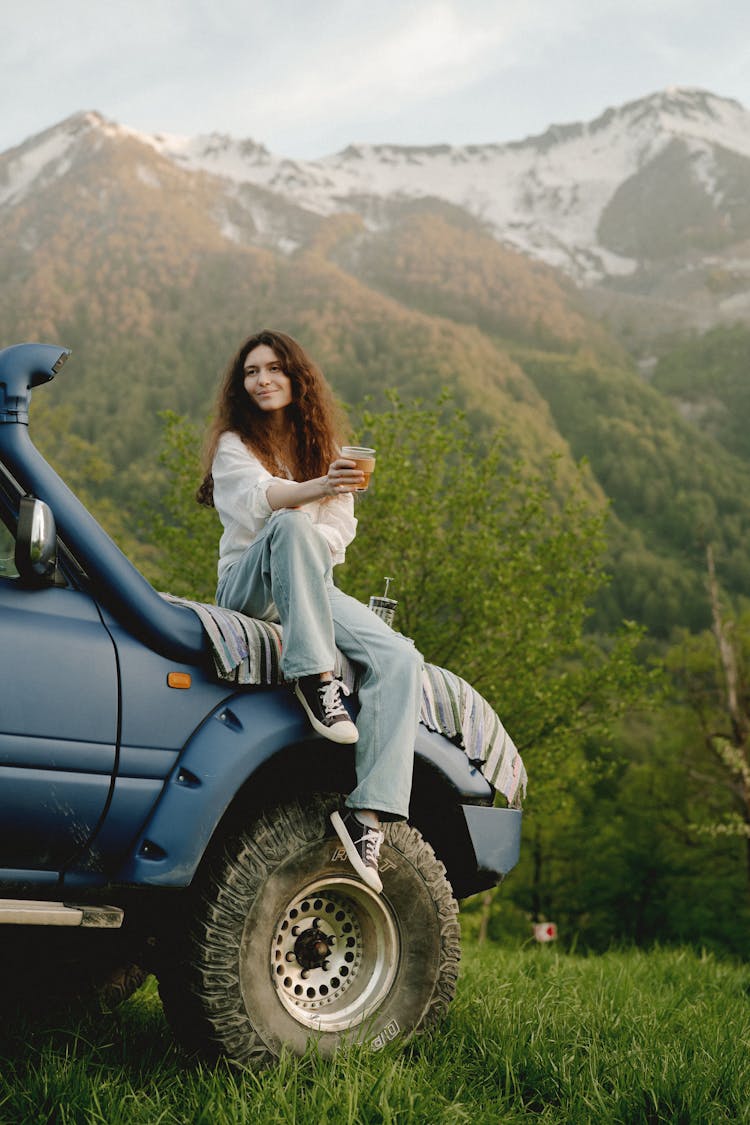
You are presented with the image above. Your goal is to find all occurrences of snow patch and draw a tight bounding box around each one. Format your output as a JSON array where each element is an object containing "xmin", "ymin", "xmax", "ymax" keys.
[
  {"xmin": 277, "ymin": 237, "xmax": 299, "ymax": 256},
  {"xmin": 0, "ymin": 129, "xmax": 77, "ymax": 206},
  {"xmin": 688, "ymin": 140, "xmax": 722, "ymax": 202},
  {"xmin": 136, "ymin": 164, "xmax": 161, "ymax": 189},
  {"xmin": 219, "ymin": 218, "xmax": 243, "ymax": 244}
]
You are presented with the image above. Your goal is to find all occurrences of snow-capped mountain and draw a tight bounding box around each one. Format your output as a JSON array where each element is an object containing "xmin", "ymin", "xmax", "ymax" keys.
[
  {"xmin": 139, "ymin": 87, "xmax": 750, "ymax": 286},
  {"xmin": 2, "ymin": 87, "xmax": 750, "ymax": 332}
]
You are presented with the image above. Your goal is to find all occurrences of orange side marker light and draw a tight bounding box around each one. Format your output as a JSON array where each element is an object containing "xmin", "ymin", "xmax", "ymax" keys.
[{"xmin": 167, "ymin": 672, "xmax": 192, "ymax": 690}]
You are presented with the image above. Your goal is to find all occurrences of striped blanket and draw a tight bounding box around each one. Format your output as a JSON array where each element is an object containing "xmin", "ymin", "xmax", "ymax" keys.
[{"xmin": 163, "ymin": 596, "xmax": 526, "ymax": 807}]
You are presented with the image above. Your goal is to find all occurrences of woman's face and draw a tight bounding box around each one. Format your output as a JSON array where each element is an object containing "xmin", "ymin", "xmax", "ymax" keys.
[{"xmin": 243, "ymin": 344, "xmax": 293, "ymax": 413}]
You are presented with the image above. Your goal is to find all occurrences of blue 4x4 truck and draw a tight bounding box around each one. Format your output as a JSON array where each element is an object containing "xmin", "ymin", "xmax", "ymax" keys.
[{"xmin": 0, "ymin": 343, "xmax": 522, "ymax": 1065}]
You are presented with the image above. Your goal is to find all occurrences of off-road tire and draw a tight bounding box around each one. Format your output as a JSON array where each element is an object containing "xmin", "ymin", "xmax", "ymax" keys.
[{"xmin": 157, "ymin": 796, "xmax": 460, "ymax": 1065}]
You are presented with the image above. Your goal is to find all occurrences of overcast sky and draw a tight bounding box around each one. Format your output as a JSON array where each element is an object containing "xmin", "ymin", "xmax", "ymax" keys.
[{"xmin": 2, "ymin": 0, "xmax": 750, "ymax": 158}]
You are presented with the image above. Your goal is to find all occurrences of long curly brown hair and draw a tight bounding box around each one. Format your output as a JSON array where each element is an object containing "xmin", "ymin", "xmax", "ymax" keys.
[{"xmin": 196, "ymin": 329, "xmax": 348, "ymax": 506}]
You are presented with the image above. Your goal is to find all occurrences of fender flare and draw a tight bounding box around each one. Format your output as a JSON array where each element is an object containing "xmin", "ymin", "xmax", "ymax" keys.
[{"xmin": 115, "ymin": 687, "xmax": 494, "ymax": 887}]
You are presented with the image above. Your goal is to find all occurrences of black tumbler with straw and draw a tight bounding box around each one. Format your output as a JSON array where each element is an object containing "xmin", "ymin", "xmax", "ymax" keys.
[{"xmin": 368, "ymin": 576, "xmax": 397, "ymax": 627}]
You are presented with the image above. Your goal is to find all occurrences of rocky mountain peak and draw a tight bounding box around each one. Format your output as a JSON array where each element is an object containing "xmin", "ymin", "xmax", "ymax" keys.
[{"xmin": 3, "ymin": 88, "xmax": 750, "ymax": 332}]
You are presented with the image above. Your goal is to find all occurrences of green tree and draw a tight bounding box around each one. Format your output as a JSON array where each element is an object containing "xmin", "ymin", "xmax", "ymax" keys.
[
  {"xmin": 31, "ymin": 395, "xmax": 153, "ymax": 570},
  {"xmin": 139, "ymin": 411, "xmax": 221, "ymax": 602},
  {"xmin": 340, "ymin": 394, "xmax": 650, "ymax": 791},
  {"xmin": 666, "ymin": 547, "xmax": 750, "ymax": 893},
  {"xmin": 340, "ymin": 395, "xmax": 661, "ymax": 947}
]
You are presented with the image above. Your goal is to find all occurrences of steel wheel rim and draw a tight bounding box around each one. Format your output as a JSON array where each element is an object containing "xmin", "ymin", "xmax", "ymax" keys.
[{"xmin": 269, "ymin": 875, "xmax": 399, "ymax": 1032}]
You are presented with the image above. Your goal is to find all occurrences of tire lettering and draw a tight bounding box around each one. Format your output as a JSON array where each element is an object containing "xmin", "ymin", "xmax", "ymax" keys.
[{"xmin": 371, "ymin": 1019, "xmax": 400, "ymax": 1051}]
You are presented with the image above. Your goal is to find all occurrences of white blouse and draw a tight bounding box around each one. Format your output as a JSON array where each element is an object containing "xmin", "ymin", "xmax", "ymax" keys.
[{"xmin": 212, "ymin": 431, "xmax": 357, "ymax": 580}]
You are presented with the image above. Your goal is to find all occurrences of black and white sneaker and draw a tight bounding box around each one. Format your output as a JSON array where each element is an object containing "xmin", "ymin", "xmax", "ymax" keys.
[
  {"xmin": 293, "ymin": 678, "xmax": 359, "ymax": 744},
  {"xmin": 330, "ymin": 809, "xmax": 384, "ymax": 893}
]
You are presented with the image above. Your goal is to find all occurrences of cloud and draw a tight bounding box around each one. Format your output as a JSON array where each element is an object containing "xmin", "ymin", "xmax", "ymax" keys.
[
  {"xmin": 2, "ymin": 0, "xmax": 750, "ymax": 157},
  {"xmin": 212, "ymin": 0, "xmax": 573, "ymax": 140}
]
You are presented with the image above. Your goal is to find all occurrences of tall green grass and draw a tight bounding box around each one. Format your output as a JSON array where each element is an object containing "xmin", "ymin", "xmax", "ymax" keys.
[{"xmin": 0, "ymin": 944, "xmax": 748, "ymax": 1124}]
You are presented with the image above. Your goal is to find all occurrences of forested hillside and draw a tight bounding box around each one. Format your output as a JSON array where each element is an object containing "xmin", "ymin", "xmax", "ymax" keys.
[{"xmin": 653, "ymin": 323, "xmax": 750, "ymax": 463}]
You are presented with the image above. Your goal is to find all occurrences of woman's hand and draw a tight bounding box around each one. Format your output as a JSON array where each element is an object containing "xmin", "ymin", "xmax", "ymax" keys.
[
  {"xmin": 266, "ymin": 460, "xmax": 364, "ymax": 510},
  {"xmin": 324, "ymin": 458, "xmax": 364, "ymax": 495}
]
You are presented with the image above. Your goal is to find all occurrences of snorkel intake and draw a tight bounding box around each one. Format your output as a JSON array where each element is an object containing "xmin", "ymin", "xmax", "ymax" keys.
[{"xmin": 0, "ymin": 343, "xmax": 207, "ymax": 663}]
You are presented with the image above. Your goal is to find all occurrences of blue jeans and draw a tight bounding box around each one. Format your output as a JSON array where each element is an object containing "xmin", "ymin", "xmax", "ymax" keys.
[{"xmin": 215, "ymin": 510, "xmax": 422, "ymax": 820}]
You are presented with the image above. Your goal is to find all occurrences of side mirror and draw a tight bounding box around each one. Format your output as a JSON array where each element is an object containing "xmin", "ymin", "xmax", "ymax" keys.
[{"xmin": 15, "ymin": 495, "xmax": 58, "ymax": 584}]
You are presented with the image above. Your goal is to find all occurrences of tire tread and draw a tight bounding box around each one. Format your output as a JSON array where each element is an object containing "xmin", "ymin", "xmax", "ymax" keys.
[{"xmin": 158, "ymin": 796, "xmax": 460, "ymax": 1064}]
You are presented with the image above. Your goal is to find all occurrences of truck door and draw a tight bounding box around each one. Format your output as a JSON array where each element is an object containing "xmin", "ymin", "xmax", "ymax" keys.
[{"xmin": 0, "ymin": 518, "xmax": 118, "ymax": 873}]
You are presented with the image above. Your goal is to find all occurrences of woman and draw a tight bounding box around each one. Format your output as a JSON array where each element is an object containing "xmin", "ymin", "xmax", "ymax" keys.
[{"xmin": 197, "ymin": 330, "xmax": 423, "ymax": 893}]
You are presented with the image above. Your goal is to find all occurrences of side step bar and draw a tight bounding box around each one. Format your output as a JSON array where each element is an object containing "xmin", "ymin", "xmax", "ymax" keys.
[{"xmin": 0, "ymin": 899, "xmax": 123, "ymax": 928}]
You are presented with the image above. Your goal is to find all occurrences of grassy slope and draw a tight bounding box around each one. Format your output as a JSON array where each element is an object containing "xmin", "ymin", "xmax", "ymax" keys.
[{"xmin": 1, "ymin": 944, "xmax": 747, "ymax": 1124}]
